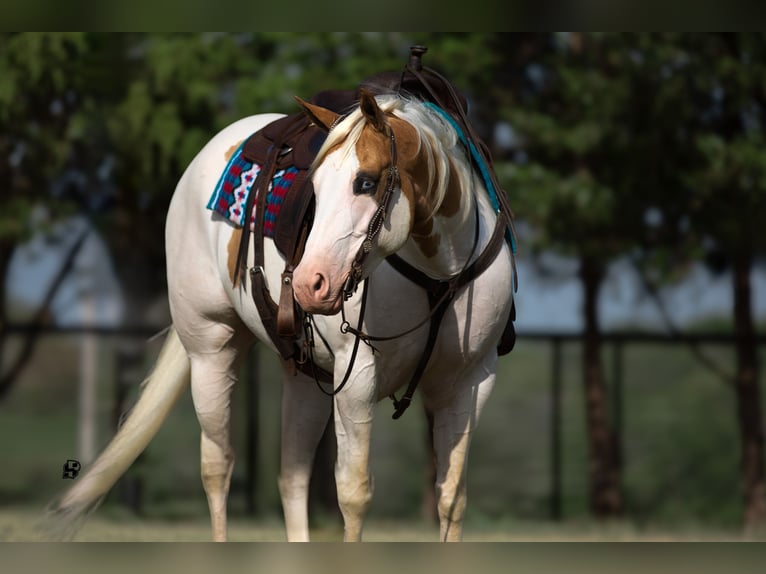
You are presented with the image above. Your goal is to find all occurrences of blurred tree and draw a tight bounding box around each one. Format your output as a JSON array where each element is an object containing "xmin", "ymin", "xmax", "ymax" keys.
[
  {"xmin": 609, "ymin": 32, "xmax": 766, "ymax": 530},
  {"xmin": 494, "ymin": 33, "xmax": 669, "ymax": 518},
  {"xmin": 671, "ymin": 33, "xmax": 766, "ymax": 530},
  {"xmin": 497, "ymin": 31, "xmax": 766, "ymax": 530}
]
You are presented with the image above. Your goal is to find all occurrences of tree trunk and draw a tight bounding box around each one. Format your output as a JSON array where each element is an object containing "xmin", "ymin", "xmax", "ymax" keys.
[
  {"xmin": 732, "ymin": 248, "xmax": 766, "ymax": 532},
  {"xmin": 580, "ymin": 255, "xmax": 624, "ymax": 518}
]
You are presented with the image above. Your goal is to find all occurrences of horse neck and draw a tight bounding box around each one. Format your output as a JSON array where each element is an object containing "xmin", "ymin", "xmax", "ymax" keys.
[{"xmin": 397, "ymin": 154, "xmax": 489, "ymax": 279}]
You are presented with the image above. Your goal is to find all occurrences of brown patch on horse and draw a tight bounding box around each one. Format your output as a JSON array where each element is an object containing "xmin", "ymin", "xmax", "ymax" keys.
[
  {"xmin": 227, "ymin": 228, "xmax": 242, "ymax": 285},
  {"xmin": 393, "ymin": 117, "xmax": 444, "ymax": 257},
  {"xmin": 402, "ymin": 159, "xmax": 441, "ymax": 258},
  {"xmin": 412, "ymin": 230, "xmax": 440, "ymax": 258},
  {"xmin": 403, "ymin": 130, "xmax": 463, "ymax": 257},
  {"xmin": 225, "ymin": 140, "xmax": 243, "ymax": 161},
  {"xmin": 437, "ymin": 157, "xmax": 462, "ymax": 218}
]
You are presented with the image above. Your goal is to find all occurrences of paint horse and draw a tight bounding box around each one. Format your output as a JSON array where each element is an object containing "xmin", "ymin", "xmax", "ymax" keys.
[{"xmin": 46, "ymin": 88, "xmax": 515, "ymax": 542}]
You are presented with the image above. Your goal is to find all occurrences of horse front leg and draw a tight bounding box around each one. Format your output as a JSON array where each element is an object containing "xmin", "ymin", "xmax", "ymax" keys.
[
  {"xmin": 332, "ymin": 359, "xmax": 377, "ymax": 542},
  {"xmin": 279, "ymin": 371, "xmax": 333, "ymax": 542},
  {"xmin": 431, "ymin": 356, "xmax": 496, "ymax": 542}
]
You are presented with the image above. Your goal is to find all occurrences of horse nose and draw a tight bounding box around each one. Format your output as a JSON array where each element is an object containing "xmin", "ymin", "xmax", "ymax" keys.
[
  {"xmin": 297, "ymin": 271, "xmax": 330, "ymax": 306},
  {"xmin": 312, "ymin": 273, "xmax": 325, "ymax": 295},
  {"xmin": 293, "ymin": 264, "xmax": 340, "ymax": 314}
]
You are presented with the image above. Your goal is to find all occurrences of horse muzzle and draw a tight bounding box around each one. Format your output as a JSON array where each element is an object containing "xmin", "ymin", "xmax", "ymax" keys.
[{"xmin": 293, "ymin": 269, "xmax": 344, "ymax": 315}]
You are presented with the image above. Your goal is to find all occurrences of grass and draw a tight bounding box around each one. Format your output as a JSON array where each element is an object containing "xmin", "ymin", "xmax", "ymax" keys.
[{"xmin": 0, "ymin": 507, "xmax": 755, "ymax": 542}]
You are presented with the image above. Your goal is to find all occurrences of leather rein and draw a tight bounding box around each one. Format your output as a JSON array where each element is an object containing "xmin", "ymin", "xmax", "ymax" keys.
[{"xmin": 303, "ymin": 107, "xmax": 509, "ymax": 419}]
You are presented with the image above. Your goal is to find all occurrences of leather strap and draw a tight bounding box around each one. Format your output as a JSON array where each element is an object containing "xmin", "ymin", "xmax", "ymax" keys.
[
  {"xmin": 342, "ymin": 127, "xmax": 399, "ymax": 301},
  {"xmin": 249, "ymin": 130, "xmax": 298, "ymax": 363},
  {"xmin": 387, "ymin": 211, "xmax": 508, "ymax": 419},
  {"xmin": 237, "ymin": 114, "xmax": 308, "ymax": 287},
  {"xmin": 391, "ymin": 282, "xmax": 451, "ymax": 419}
]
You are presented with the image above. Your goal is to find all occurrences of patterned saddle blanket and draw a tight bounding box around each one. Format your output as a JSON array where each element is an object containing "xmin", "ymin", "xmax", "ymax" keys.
[{"xmin": 207, "ymin": 140, "xmax": 300, "ymax": 238}]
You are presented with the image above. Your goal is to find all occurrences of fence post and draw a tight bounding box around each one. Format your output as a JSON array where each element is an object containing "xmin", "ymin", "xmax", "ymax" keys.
[
  {"xmin": 551, "ymin": 337, "xmax": 563, "ymax": 520},
  {"xmin": 612, "ymin": 340, "xmax": 624, "ymax": 502},
  {"xmin": 78, "ymin": 294, "xmax": 97, "ymax": 466}
]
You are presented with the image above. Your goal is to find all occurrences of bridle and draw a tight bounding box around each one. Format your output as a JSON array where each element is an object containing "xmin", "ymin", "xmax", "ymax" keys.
[{"xmin": 341, "ymin": 125, "xmax": 399, "ymax": 301}]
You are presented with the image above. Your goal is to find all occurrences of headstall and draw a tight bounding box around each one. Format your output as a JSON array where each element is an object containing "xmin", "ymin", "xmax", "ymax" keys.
[{"xmin": 341, "ymin": 126, "xmax": 399, "ymax": 301}]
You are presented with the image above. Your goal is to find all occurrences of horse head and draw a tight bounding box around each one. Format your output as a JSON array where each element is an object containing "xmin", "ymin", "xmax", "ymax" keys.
[{"xmin": 292, "ymin": 90, "xmax": 456, "ymax": 315}]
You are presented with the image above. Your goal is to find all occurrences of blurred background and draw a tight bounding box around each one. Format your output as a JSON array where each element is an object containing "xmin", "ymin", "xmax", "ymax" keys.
[{"xmin": 1, "ymin": 32, "xmax": 765, "ymax": 540}]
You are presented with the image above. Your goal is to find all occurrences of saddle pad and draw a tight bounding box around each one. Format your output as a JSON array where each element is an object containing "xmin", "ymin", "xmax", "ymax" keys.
[{"xmin": 206, "ymin": 139, "xmax": 299, "ymax": 237}]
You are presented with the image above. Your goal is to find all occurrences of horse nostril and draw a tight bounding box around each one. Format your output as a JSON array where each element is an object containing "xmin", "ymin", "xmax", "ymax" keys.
[{"xmin": 312, "ymin": 273, "xmax": 325, "ymax": 294}]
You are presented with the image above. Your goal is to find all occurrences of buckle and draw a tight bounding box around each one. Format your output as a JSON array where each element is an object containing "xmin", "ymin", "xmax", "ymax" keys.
[{"xmin": 250, "ymin": 266, "xmax": 267, "ymax": 290}]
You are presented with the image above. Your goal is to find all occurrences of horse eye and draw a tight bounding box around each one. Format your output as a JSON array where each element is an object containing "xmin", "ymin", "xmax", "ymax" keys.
[{"xmin": 353, "ymin": 176, "xmax": 378, "ymax": 195}]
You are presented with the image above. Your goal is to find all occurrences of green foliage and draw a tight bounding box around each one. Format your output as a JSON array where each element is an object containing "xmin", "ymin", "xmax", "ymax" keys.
[
  {"xmin": 0, "ymin": 33, "xmax": 87, "ymax": 121},
  {"xmin": 0, "ymin": 198, "xmax": 32, "ymax": 242},
  {"xmin": 489, "ymin": 35, "xmax": 766, "ymax": 526},
  {"xmin": 0, "ymin": 33, "xmax": 90, "ymax": 244},
  {"xmin": 490, "ymin": 33, "xmax": 766, "ymax": 280},
  {"xmin": 495, "ymin": 34, "xmax": 651, "ymax": 261},
  {"xmin": 653, "ymin": 34, "xmax": 766, "ymax": 257}
]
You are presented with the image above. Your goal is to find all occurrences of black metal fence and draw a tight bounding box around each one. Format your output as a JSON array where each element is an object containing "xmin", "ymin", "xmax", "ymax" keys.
[{"xmin": 524, "ymin": 330, "xmax": 766, "ymax": 521}]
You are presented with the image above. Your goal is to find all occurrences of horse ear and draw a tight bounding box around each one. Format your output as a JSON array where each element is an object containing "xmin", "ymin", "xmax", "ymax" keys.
[
  {"xmin": 294, "ymin": 96, "xmax": 339, "ymax": 132},
  {"xmin": 358, "ymin": 89, "xmax": 387, "ymax": 132}
]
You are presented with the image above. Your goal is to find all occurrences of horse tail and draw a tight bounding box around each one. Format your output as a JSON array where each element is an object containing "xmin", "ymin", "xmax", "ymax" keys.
[{"xmin": 40, "ymin": 327, "xmax": 190, "ymax": 540}]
